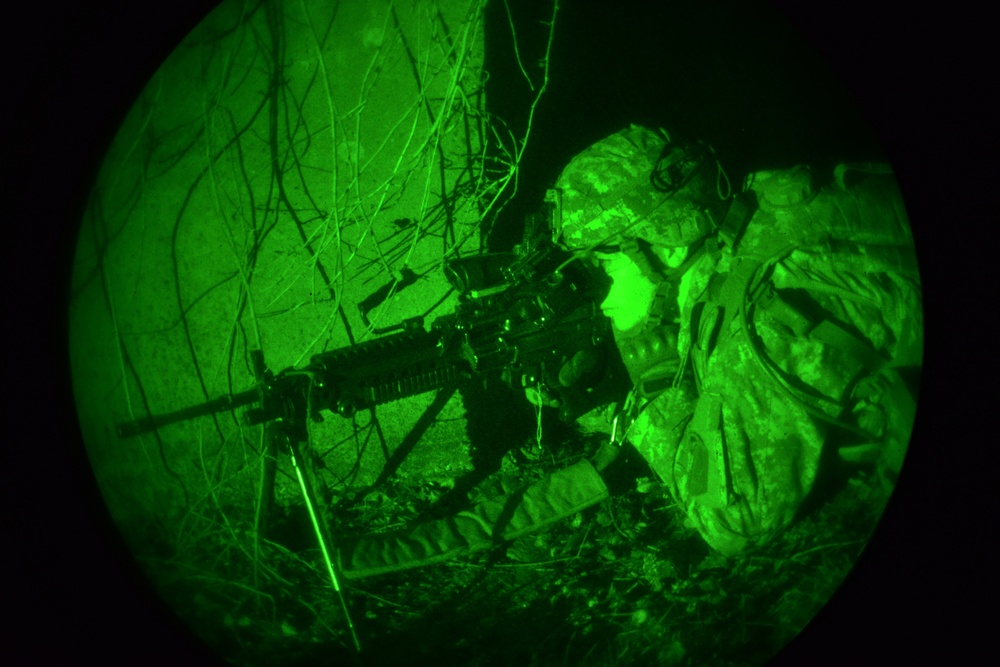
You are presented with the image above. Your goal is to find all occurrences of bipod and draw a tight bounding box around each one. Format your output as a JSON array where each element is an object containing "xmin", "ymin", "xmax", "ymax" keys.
[{"xmin": 250, "ymin": 350, "xmax": 363, "ymax": 659}]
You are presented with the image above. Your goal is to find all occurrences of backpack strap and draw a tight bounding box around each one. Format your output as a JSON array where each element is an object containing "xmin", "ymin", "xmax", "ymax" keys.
[{"xmin": 754, "ymin": 284, "xmax": 888, "ymax": 375}]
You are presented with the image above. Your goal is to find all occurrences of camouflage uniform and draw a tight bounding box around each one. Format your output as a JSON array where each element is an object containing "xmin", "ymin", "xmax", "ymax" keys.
[
  {"xmin": 556, "ymin": 125, "xmax": 921, "ymax": 555},
  {"xmin": 337, "ymin": 126, "xmax": 921, "ymax": 577}
]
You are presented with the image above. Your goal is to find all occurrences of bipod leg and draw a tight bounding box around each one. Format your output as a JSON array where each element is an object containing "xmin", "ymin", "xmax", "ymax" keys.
[
  {"xmin": 254, "ymin": 434, "xmax": 278, "ymax": 554},
  {"xmin": 286, "ymin": 436, "xmax": 363, "ymax": 656},
  {"xmin": 251, "ymin": 350, "xmax": 278, "ymax": 556}
]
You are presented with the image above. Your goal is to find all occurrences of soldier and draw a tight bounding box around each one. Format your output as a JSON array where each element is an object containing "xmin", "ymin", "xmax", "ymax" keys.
[{"xmin": 337, "ymin": 124, "xmax": 922, "ymax": 576}]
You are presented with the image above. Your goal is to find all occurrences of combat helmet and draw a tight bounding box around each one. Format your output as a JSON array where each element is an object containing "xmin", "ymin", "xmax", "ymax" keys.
[
  {"xmin": 552, "ymin": 125, "xmax": 731, "ymax": 392},
  {"xmin": 553, "ymin": 124, "xmax": 728, "ymax": 252}
]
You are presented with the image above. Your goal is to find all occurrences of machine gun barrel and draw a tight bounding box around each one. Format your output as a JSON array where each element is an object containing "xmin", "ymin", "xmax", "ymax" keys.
[{"xmin": 116, "ymin": 388, "xmax": 261, "ymax": 438}]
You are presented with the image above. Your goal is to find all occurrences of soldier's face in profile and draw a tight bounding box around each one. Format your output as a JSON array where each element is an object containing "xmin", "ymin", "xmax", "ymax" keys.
[{"xmin": 595, "ymin": 252, "xmax": 656, "ymax": 331}]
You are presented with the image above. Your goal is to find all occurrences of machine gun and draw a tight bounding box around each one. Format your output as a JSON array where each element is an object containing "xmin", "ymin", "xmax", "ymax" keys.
[
  {"xmin": 114, "ymin": 191, "xmax": 623, "ymax": 656},
  {"xmin": 117, "ymin": 191, "xmax": 617, "ymax": 441}
]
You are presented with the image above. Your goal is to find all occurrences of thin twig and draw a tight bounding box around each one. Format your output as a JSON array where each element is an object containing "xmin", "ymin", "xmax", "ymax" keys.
[{"xmin": 791, "ymin": 539, "xmax": 864, "ymax": 562}]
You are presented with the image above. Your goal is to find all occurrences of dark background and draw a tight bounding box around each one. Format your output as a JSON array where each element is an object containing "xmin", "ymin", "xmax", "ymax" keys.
[
  {"xmin": 3, "ymin": 0, "xmax": 992, "ymax": 664},
  {"xmin": 485, "ymin": 0, "xmax": 891, "ymax": 252}
]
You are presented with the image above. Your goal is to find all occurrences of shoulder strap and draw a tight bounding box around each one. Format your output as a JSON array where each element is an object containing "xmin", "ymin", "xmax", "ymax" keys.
[
  {"xmin": 702, "ymin": 191, "xmax": 758, "ymax": 260},
  {"xmin": 754, "ymin": 285, "xmax": 888, "ymax": 374}
]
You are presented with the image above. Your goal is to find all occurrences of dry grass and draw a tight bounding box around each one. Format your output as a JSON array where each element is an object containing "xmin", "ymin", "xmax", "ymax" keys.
[{"xmin": 129, "ymin": 419, "xmax": 889, "ymax": 667}]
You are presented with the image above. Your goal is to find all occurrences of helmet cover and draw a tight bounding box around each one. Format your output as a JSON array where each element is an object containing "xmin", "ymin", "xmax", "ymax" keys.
[{"xmin": 555, "ymin": 124, "xmax": 722, "ymax": 249}]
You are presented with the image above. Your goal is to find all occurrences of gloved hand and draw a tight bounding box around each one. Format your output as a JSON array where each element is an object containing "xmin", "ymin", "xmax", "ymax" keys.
[
  {"xmin": 590, "ymin": 440, "xmax": 622, "ymax": 472},
  {"xmin": 522, "ymin": 347, "xmax": 602, "ymax": 417}
]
